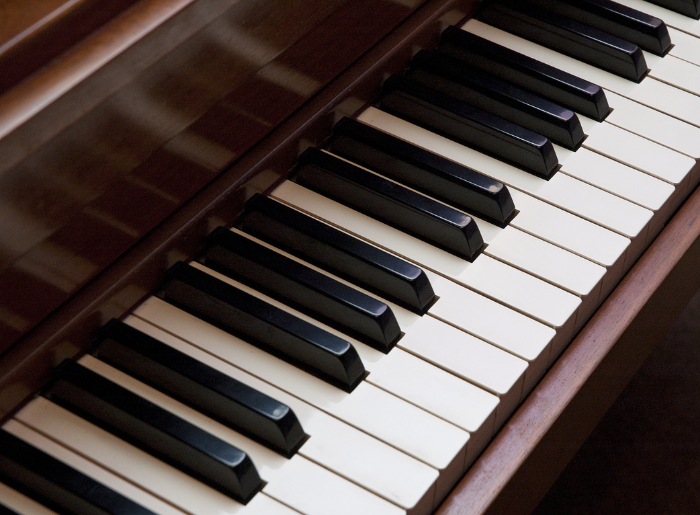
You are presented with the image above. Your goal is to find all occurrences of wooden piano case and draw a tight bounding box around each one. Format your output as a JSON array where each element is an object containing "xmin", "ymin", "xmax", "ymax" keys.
[{"xmin": 1, "ymin": 0, "xmax": 699, "ymax": 513}]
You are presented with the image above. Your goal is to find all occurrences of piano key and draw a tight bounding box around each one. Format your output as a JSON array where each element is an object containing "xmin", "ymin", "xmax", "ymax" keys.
[
  {"xmin": 479, "ymin": 0, "xmax": 648, "ymax": 81},
  {"xmin": 17, "ymin": 397, "xmax": 382, "ymax": 515},
  {"xmin": 119, "ymin": 317, "xmax": 444, "ymax": 512},
  {"xmin": 613, "ymin": 0, "xmax": 700, "ymax": 36},
  {"xmin": 239, "ymin": 193, "xmax": 436, "ymax": 314},
  {"xmin": 44, "ymin": 360, "xmax": 263, "ymax": 503},
  {"xmin": 438, "ymin": 27, "xmax": 611, "ymax": 121},
  {"xmin": 380, "ymin": 75, "xmax": 559, "ymax": 178},
  {"xmin": 638, "ymin": 0, "xmax": 700, "ymax": 18},
  {"xmin": 2, "ymin": 421, "xmax": 188, "ymax": 515},
  {"xmin": 358, "ymin": 108, "xmax": 652, "ymax": 259},
  {"xmin": 231, "ymin": 228, "xmax": 541, "ymax": 406},
  {"xmin": 132, "ymin": 297, "xmax": 471, "ymax": 494},
  {"xmin": 407, "ymin": 51, "xmax": 585, "ymax": 149},
  {"xmin": 295, "ymin": 147, "xmax": 484, "ymax": 261},
  {"xmin": 205, "ymin": 227, "xmax": 400, "ymax": 352},
  {"xmin": 329, "ymin": 117, "xmax": 516, "ymax": 226},
  {"xmin": 666, "ymin": 26, "xmax": 700, "ymax": 65},
  {"xmin": 529, "ymin": 0, "xmax": 671, "ymax": 55},
  {"xmin": 191, "ymin": 261, "xmax": 518, "ymax": 437},
  {"xmin": 464, "ymin": 19, "xmax": 700, "ymax": 141},
  {"xmin": 95, "ymin": 319, "xmax": 305, "ymax": 458},
  {"xmin": 0, "ymin": 482, "xmax": 57, "ymax": 515},
  {"xmin": 272, "ymin": 180, "xmax": 582, "ymax": 332},
  {"xmin": 162, "ymin": 261, "xmax": 365, "ymax": 392},
  {"xmin": 0, "ymin": 428, "xmax": 156, "ymax": 515},
  {"xmin": 554, "ymin": 145, "xmax": 678, "ymax": 244}
]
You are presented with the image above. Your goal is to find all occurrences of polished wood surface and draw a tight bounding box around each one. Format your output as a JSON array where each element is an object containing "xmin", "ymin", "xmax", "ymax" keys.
[
  {"xmin": 1, "ymin": 1, "xmax": 699, "ymax": 513},
  {"xmin": 0, "ymin": 0, "xmax": 459, "ymax": 352}
]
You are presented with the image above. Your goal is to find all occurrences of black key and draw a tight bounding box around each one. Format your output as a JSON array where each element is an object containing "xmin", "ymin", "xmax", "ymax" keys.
[
  {"xmin": 529, "ymin": 0, "xmax": 671, "ymax": 55},
  {"xmin": 479, "ymin": 0, "xmax": 648, "ymax": 82},
  {"xmin": 330, "ymin": 117, "xmax": 516, "ymax": 226},
  {"xmin": 644, "ymin": 0, "xmax": 699, "ymax": 19},
  {"xmin": 409, "ymin": 50, "xmax": 585, "ymax": 149},
  {"xmin": 0, "ymin": 429, "xmax": 156, "ymax": 515},
  {"xmin": 161, "ymin": 262, "xmax": 365, "ymax": 392},
  {"xmin": 296, "ymin": 147, "xmax": 484, "ymax": 261},
  {"xmin": 239, "ymin": 194, "xmax": 436, "ymax": 314},
  {"xmin": 94, "ymin": 320, "xmax": 305, "ymax": 458},
  {"xmin": 205, "ymin": 229, "xmax": 401, "ymax": 352},
  {"xmin": 44, "ymin": 361, "xmax": 263, "ymax": 503},
  {"xmin": 439, "ymin": 27, "xmax": 610, "ymax": 121},
  {"xmin": 380, "ymin": 74, "xmax": 558, "ymax": 178}
]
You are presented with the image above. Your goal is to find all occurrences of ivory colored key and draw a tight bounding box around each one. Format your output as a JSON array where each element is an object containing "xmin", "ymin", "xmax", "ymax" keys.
[
  {"xmin": 132, "ymin": 297, "xmax": 471, "ymax": 497},
  {"xmin": 359, "ymin": 107, "xmax": 653, "ymax": 263},
  {"xmin": 273, "ymin": 180, "xmax": 582, "ymax": 333},
  {"xmin": 464, "ymin": 19, "xmax": 700, "ymax": 144},
  {"xmin": 0, "ymin": 428, "xmax": 156, "ymax": 515},
  {"xmin": 2, "ymin": 421, "xmax": 188, "ymax": 515},
  {"xmin": 17, "ymin": 397, "xmax": 396, "ymax": 515},
  {"xmin": 121, "ymin": 317, "xmax": 444, "ymax": 513},
  {"xmin": 190, "ymin": 261, "xmax": 517, "ymax": 438},
  {"xmin": 229, "ymin": 228, "xmax": 538, "ymax": 417},
  {"xmin": 0, "ymin": 481, "xmax": 58, "ymax": 515}
]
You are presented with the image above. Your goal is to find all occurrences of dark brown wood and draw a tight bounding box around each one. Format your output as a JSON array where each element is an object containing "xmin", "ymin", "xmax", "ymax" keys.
[
  {"xmin": 437, "ymin": 174, "xmax": 700, "ymax": 515},
  {"xmin": 0, "ymin": 0, "xmax": 445, "ymax": 352},
  {"xmin": 0, "ymin": 0, "xmax": 479, "ymax": 419},
  {"xmin": 0, "ymin": 0, "xmax": 142, "ymax": 96}
]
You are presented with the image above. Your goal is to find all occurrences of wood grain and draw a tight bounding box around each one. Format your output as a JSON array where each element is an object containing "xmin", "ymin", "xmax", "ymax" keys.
[{"xmin": 437, "ymin": 176, "xmax": 700, "ymax": 515}]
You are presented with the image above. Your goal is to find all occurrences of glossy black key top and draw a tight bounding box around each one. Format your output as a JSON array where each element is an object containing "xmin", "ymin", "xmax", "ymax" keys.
[
  {"xmin": 439, "ymin": 27, "xmax": 610, "ymax": 121},
  {"xmin": 329, "ymin": 117, "xmax": 516, "ymax": 226},
  {"xmin": 380, "ymin": 74, "xmax": 558, "ymax": 178},
  {"xmin": 296, "ymin": 147, "xmax": 484, "ymax": 260},
  {"xmin": 44, "ymin": 360, "xmax": 263, "ymax": 503},
  {"xmin": 94, "ymin": 320, "xmax": 305, "ymax": 457},
  {"xmin": 0, "ymin": 429, "xmax": 156, "ymax": 515},
  {"xmin": 529, "ymin": 0, "xmax": 671, "ymax": 55},
  {"xmin": 239, "ymin": 195, "xmax": 436, "ymax": 314},
  {"xmin": 205, "ymin": 229, "xmax": 401, "ymax": 352},
  {"xmin": 162, "ymin": 262, "xmax": 365, "ymax": 392},
  {"xmin": 479, "ymin": 0, "xmax": 648, "ymax": 82},
  {"xmin": 409, "ymin": 50, "xmax": 585, "ymax": 149},
  {"xmin": 644, "ymin": 0, "xmax": 699, "ymax": 19}
]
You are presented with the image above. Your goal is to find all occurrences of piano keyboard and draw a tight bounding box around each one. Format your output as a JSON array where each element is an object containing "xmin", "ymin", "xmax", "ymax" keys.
[{"xmin": 4, "ymin": 1, "xmax": 700, "ymax": 513}]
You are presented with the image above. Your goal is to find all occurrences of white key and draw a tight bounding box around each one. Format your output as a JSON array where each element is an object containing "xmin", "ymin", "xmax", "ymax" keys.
[
  {"xmin": 357, "ymin": 108, "xmax": 653, "ymax": 244},
  {"xmin": 190, "ymin": 262, "xmax": 506, "ymax": 444},
  {"xmin": 463, "ymin": 19, "xmax": 700, "ymax": 145},
  {"xmin": 613, "ymin": 0, "xmax": 700, "ymax": 38},
  {"xmin": 646, "ymin": 51, "xmax": 700, "ymax": 97},
  {"xmin": 132, "ymin": 297, "xmax": 470, "ymax": 497},
  {"xmin": 15, "ymin": 398, "xmax": 289, "ymax": 515},
  {"xmin": 226, "ymin": 229, "xmax": 507, "ymax": 444},
  {"xmin": 324, "ymin": 151, "xmax": 605, "ymax": 305},
  {"xmin": 0, "ymin": 481, "xmax": 58, "ymax": 515},
  {"xmin": 507, "ymin": 191, "xmax": 628, "ymax": 300},
  {"xmin": 230, "ymin": 225, "xmax": 551, "ymax": 395},
  {"xmin": 603, "ymin": 90, "xmax": 700, "ymax": 158},
  {"xmin": 667, "ymin": 27, "xmax": 700, "ymax": 67},
  {"xmin": 3, "ymin": 420, "xmax": 188, "ymax": 515},
  {"xmin": 272, "ymin": 180, "xmax": 581, "ymax": 330},
  {"xmin": 555, "ymin": 144, "xmax": 679, "ymax": 245},
  {"xmin": 77, "ymin": 355, "xmax": 420, "ymax": 515},
  {"xmin": 109, "ymin": 321, "xmax": 441, "ymax": 514}
]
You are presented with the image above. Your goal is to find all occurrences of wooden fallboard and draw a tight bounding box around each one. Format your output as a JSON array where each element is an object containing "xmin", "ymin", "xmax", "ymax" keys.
[{"xmin": 1, "ymin": 0, "xmax": 699, "ymax": 513}]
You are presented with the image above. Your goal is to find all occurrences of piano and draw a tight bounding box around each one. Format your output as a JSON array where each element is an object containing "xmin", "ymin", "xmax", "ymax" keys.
[{"xmin": 1, "ymin": 0, "xmax": 700, "ymax": 513}]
